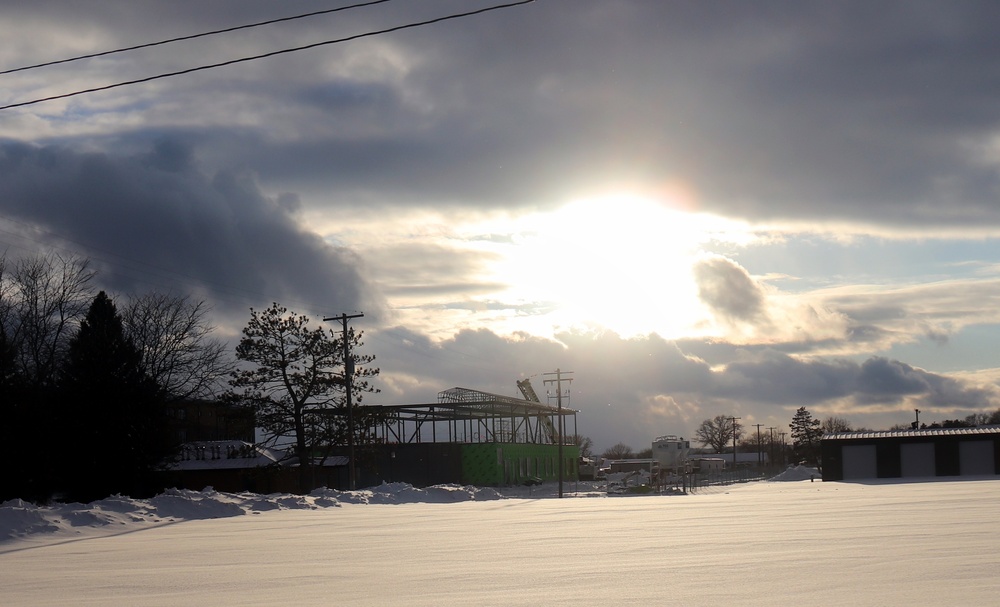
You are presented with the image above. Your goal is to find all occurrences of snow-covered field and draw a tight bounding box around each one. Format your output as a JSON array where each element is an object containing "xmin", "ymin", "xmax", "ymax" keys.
[{"xmin": 3, "ymin": 471, "xmax": 998, "ymax": 606}]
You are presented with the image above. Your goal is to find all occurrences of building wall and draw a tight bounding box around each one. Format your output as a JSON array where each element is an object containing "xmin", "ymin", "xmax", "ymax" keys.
[
  {"xmin": 485, "ymin": 443, "xmax": 579, "ymax": 486},
  {"xmin": 355, "ymin": 443, "xmax": 464, "ymax": 488},
  {"xmin": 822, "ymin": 433, "xmax": 1000, "ymax": 481},
  {"xmin": 461, "ymin": 444, "xmax": 507, "ymax": 486},
  {"xmin": 354, "ymin": 443, "xmax": 579, "ymax": 487}
]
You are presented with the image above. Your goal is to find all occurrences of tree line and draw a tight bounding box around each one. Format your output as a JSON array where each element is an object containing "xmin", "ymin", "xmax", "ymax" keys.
[
  {"xmin": 1, "ymin": 254, "xmax": 232, "ymax": 502},
  {"xmin": 1, "ymin": 253, "xmax": 378, "ymax": 502},
  {"xmin": 600, "ymin": 403, "xmax": 1000, "ymax": 470},
  {"xmin": 692, "ymin": 405, "xmax": 1000, "ymax": 468}
]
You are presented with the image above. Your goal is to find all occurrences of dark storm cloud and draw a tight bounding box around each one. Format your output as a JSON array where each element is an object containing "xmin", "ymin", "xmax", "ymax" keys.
[
  {"xmin": 0, "ymin": 139, "xmax": 384, "ymax": 323},
  {"xmin": 856, "ymin": 357, "xmax": 930, "ymax": 400},
  {"xmin": 854, "ymin": 356, "xmax": 993, "ymax": 409},
  {"xmin": 10, "ymin": 1, "xmax": 1000, "ymax": 226},
  {"xmin": 717, "ymin": 351, "xmax": 857, "ymax": 405},
  {"xmin": 715, "ymin": 350, "xmax": 995, "ymax": 412},
  {"xmin": 204, "ymin": 0, "xmax": 1000, "ymax": 225}
]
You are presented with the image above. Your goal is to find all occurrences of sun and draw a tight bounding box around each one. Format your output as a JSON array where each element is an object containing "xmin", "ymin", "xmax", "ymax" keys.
[{"xmin": 476, "ymin": 193, "xmax": 750, "ymax": 338}]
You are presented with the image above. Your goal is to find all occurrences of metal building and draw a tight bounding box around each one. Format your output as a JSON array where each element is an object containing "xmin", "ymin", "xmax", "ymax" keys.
[{"xmin": 821, "ymin": 427, "xmax": 1000, "ymax": 481}]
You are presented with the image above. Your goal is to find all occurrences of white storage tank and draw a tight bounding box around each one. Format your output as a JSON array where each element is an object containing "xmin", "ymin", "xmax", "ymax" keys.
[{"xmin": 652, "ymin": 435, "xmax": 690, "ymax": 472}]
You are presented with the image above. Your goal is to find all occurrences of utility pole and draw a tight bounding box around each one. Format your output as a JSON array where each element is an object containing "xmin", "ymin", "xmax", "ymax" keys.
[
  {"xmin": 543, "ymin": 369, "xmax": 573, "ymax": 498},
  {"xmin": 767, "ymin": 427, "xmax": 776, "ymax": 467},
  {"xmin": 779, "ymin": 431, "xmax": 787, "ymax": 466},
  {"xmin": 323, "ymin": 312, "xmax": 364, "ymax": 490},
  {"xmin": 729, "ymin": 417, "xmax": 741, "ymax": 468},
  {"xmin": 754, "ymin": 424, "xmax": 764, "ymax": 464}
]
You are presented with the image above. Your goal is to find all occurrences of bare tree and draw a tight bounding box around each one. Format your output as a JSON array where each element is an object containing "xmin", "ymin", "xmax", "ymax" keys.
[
  {"xmin": 695, "ymin": 415, "xmax": 743, "ymax": 453},
  {"xmin": 573, "ymin": 434, "xmax": 594, "ymax": 459},
  {"xmin": 738, "ymin": 432, "xmax": 766, "ymax": 453},
  {"xmin": 821, "ymin": 416, "xmax": 853, "ymax": 433},
  {"xmin": 122, "ymin": 293, "xmax": 231, "ymax": 401},
  {"xmin": 1, "ymin": 253, "xmax": 95, "ymax": 390},
  {"xmin": 964, "ymin": 412, "xmax": 996, "ymax": 427},
  {"xmin": 601, "ymin": 442, "xmax": 635, "ymax": 459}
]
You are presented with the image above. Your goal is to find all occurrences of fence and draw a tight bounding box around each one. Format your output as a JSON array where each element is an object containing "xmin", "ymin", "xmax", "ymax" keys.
[{"xmin": 682, "ymin": 464, "xmax": 786, "ymax": 493}]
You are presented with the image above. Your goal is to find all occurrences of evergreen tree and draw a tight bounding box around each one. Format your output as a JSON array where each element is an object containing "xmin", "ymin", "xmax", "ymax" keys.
[
  {"xmin": 226, "ymin": 303, "xmax": 380, "ymax": 493},
  {"xmin": 0, "ymin": 325, "xmax": 17, "ymax": 409},
  {"xmin": 0, "ymin": 252, "xmax": 95, "ymax": 501},
  {"xmin": 790, "ymin": 406, "xmax": 822, "ymax": 465},
  {"xmin": 57, "ymin": 291, "xmax": 168, "ymax": 501},
  {"xmin": 0, "ymin": 325, "xmax": 31, "ymax": 500}
]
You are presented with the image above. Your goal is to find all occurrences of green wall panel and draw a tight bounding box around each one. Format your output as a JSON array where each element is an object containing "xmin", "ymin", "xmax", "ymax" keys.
[{"xmin": 460, "ymin": 443, "xmax": 579, "ymax": 486}]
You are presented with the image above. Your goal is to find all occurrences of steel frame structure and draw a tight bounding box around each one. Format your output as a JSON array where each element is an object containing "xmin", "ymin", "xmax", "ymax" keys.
[{"xmin": 371, "ymin": 387, "xmax": 578, "ymax": 446}]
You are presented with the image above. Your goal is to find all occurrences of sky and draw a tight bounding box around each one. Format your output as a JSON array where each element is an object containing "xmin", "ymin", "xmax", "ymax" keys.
[
  {"xmin": 4, "ymin": 1, "xmax": 1000, "ymax": 453},
  {"xmin": 3, "ymin": 476, "xmax": 1000, "ymax": 605}
]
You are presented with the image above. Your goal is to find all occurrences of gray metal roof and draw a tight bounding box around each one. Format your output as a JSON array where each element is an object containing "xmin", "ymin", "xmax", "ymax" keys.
[
  {"xmin": 823, "ymin": 426, "xmax": 1000, "ymax": 441},
  {"xmin": 168, "ymin": 440, "xmax": 286, "ymax": 471}
]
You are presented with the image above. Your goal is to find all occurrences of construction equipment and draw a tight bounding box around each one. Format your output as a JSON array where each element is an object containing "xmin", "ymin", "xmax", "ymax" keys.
[
  {"xmin": 517, "ymin": 378, "xmax": 557, "ymax": 443},
  {"xmin": 516, "ymin": 378, "xmax": 540, "ymax": 403}
]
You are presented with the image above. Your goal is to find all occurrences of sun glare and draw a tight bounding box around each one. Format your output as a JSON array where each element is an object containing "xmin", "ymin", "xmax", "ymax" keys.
[{"xmin": 473, "ymin": 194, "xmax": 751, "ymax": 338}]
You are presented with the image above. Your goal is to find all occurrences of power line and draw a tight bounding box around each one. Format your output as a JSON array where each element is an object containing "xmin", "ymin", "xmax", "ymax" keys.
[
  {"xmin": 0, "ymin": 0, "xmax": 394, "ymax": 76},
  {"xmin": 0, "ymin": 0, "xmax": 535, "ymax": 111}
]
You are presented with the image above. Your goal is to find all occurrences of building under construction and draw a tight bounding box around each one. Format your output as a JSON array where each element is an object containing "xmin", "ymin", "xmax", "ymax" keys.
[{"xmin": 349, "ymin": 382, "xmax": 581, "ymax": 488}]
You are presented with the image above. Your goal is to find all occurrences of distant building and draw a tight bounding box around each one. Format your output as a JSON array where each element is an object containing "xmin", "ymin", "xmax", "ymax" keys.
[
  {"xmin": 821, "ymin": 427, "xmax": 1000, "ymax": 481},
  {"xmin": 690, "ymin": 452, "xmax": 769, "ymax": 468},
  {"xmin": 694, "ymin": 457, "xmax": 726, "ymax": 472},
  {"xmin": 608, "ymin": 458, "xmax": 655, "ymax": 475},
  {"xmin": 652, "ymin": 435, "xmax": 690, "ymax": 472}
]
